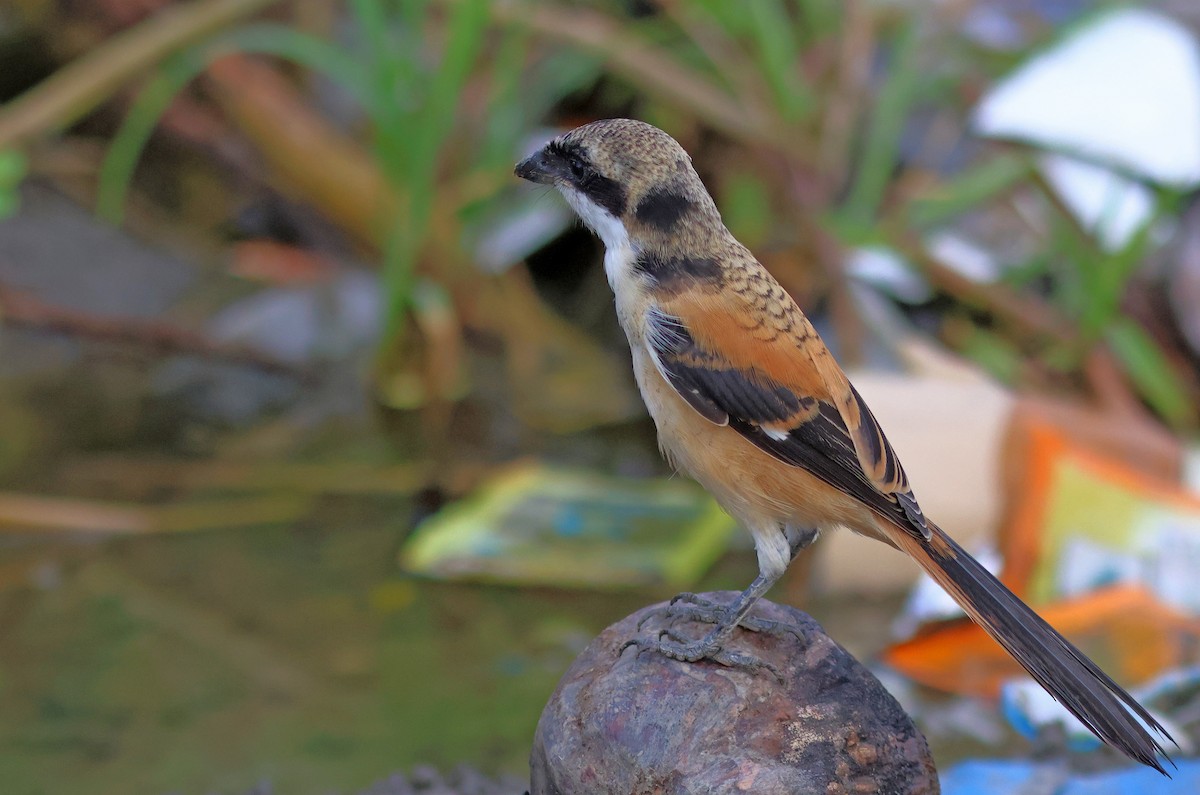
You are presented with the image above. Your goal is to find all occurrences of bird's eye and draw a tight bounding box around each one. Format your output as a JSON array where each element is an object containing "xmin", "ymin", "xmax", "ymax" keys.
[{"xmin": 568, "ymin": 155, "xmax": 592, "ymax": 181}]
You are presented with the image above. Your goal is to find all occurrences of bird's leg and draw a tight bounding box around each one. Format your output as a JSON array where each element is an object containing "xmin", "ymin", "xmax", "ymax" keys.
[
  {"xmin": 622, "ymin": 525, "xmax": 815, "ymax": 676},
  {"xmin": 651, "ymin": 525, "xmax": 818, "ymax": 635}
]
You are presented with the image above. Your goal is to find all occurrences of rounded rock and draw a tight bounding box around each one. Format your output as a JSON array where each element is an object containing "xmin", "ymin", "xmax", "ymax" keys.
[{"xmin": 531, "ymin": 593, "xmax": 938, "ymax": 794}]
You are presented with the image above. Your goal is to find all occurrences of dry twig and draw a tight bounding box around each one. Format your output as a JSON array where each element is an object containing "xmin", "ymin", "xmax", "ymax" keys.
[
  {"xmin": 0, "ymin": 0, "xmax": 283, "ymax": 148},
  {"xmin": 0, "ymin": 282, "xmax": 315, "ymax": 381}
]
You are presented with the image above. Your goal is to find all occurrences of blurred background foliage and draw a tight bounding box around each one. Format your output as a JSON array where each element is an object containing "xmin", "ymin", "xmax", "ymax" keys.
[
  {"xmin": 3, "ymin": 0, "xmax": 1197, "ymax": 432},
  {"xmin": 1, "ymin": 0, "xmax": 1199, "ymax": 792}
]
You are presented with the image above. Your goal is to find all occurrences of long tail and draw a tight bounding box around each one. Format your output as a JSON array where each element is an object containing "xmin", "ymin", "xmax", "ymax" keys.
[{"xmin": 892, "ymin": 521, "xmax": 1173, "ymax": 773}]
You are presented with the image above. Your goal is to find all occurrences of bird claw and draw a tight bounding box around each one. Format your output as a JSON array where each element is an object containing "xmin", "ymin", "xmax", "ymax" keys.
[
  {"xmin": 658, "ymin": 593, "xmax": 805, "ymax": 644},
  {"xmin": 624, "ymin": 591, "xmax": 803, "ymax": 684},
  {"xmin": 622, "ymin": 629, "xmax": 785, "ymax": 683},
  {"xmin": 619, "ymin": 627, "xmax": 785, "ymax": 684}
]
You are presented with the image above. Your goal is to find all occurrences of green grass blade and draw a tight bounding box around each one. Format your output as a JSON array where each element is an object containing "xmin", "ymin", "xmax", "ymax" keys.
[
  {"xmin": 745, "ymin": 0, "xmax": 811, "ymax": 120},
  {"xmin": 690, "ymin": 0, "xmax": 748, "ymax": 37},
  {"xmin": 219, "ymin": 24, "xmax": 370, "ymax": 101},
  {"xmin": 97, "ymin": 51, "xmax": 206, "ymax": 223},
  {"xmin": 0, "ymin": 149, "xmax": 28, "ymax": 219},
  {"xmin": 479, "ymin": 25, "xmax": 529, "ymax": 170},
  {"xmin": 841, "ymin": 19, "xmax": 920, "ymax": 228},
  {"xmin": 907, "ymin": 154, "xmax": 1032, "ymax": 228},
  {"xmin": 97, "ymin": 23, "xmax": 370, "ymax": 224},
  {"xmin": 796, "ymin": 0, "xmax": 841, "ymax": 42},
  {"xmin": 351, "ymin": 0, "xmax": 417, "ymax": 184},
  {"xmin": 720, "ymin": 170, "xmax": 773, "ymax": 246},
  {"xmin": 379, "ymin": 0, "xmax": 489, "ymax": 332},
  {"xmin": 1107, "ymin": 317, "xmax": 1194, "ymax": 429}
]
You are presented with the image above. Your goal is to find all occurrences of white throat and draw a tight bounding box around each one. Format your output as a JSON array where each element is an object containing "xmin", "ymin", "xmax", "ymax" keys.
[{"xmin": 559, "ymin": 188, "xmax": 636, "ymax": 289}]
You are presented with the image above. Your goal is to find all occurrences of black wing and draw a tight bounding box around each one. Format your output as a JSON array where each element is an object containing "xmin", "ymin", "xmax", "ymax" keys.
[{"xmin": 646, "ymin": 307, "xmax": 928, "ymax": 540}]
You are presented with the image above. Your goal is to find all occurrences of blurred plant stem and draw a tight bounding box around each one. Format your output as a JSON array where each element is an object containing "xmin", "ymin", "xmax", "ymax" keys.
[
  {"xmin": 486, "ymin": 0, "xmax": 804, "ymax": 160},
  {"xmin": 59, "ymin": 456, "xmax": 443, "ymax": 496},
  {"xmin": 203, "ymin": 55, "xmax": 397, "ymax": 246},
  {"xmin": 0, "ymin": 491, "xmax": 311, "ymax": 535},
  {"xmin": 0, "ymin": 0, "xmax": 282, "ymax": 149}
]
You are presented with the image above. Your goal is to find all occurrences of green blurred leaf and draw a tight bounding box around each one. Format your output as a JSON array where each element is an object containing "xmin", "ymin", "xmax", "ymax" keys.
[
  {"xmin": 959, "ymin": 325, "xmax": 1022, "ymax": 383},
  {"xmin": 841, "ymin": 19, "xmax": 920, "ymax": 229},
  {"xmin": 426, "ymin": 0, "xmax": 489, "ymax": 142},
  {"xmin": 720, "ymin": 171, "xmax": 773, "ymax": 246},
  {"xmin": 1036, "ymin": 176, "xmax": 1168, "ymax": 345},
  {"xmin": 479, "ymin": 26, "xmax": 531, "ymax": 170},
  {"xmin": 0, "ymin": 150, "xmax": 27, "ymax": 219},
  {"xmin": 478, "ymin": 36, "xmax": 606, "ymax": 176},
  {"xmin": 796, "ymin": 0, "xmax": 841, "ymax": 41},
  {"xmin": 745, "ymin": 0, "xmax": 811, "ymax": 121},
  {"xmin": 0, "ymin": 150, "xmax": 27, "ymax": 184},
  {"xmin": 686, "ymin": 0, "xmax": 812, "ymax": 120},
  {"xmin": 690, "ymin": 0, "xmax": 748, "ymax": 37},
  {"xmin": 907, "ymin": 154, "xmax": 1032, "ymax": 228},
  {"xmin": 1001, "ymin": 251, "xmax": 1056, "ymax": 297},
  {"xmin": 377, "ymin": 0, "xmax": 490, "ymax": 334},
  {"xmin": 1107, "ymin": 318, "xmax": 1194, "ymax": 428},
  {"xmin": 97, "ymin": 51, "xmax": 205, "ymax": 224},
  {"xmin": 221, "ymin": 24, "xmax": 369, "ymax": 99},
  {"xmin": 351, "ymin": 0, "xmax": 413, "ymax": 184},
  {"xmin": 98, "ymin": 23, "xmax": 367, "ymax": 223},
  {"xmin": 529, "ymin": 50, "xmax": 604, "ymax": 111}
]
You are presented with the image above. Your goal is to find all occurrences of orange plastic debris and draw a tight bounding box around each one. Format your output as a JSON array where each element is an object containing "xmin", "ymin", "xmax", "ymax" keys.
[{"xmin": 884, "ymin": 585, "xmax": 1200, "ymax": 698}]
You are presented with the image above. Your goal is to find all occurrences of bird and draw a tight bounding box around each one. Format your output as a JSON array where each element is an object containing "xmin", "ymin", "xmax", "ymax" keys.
[{"xmin": 514, "ymin": 118, "xmax": 1172, "ymax": 772}]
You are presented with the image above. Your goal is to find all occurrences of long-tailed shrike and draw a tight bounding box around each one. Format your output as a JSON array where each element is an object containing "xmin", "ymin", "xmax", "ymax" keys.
[{"xmin": 516, "ymin": 118, "xmax": 1170, "ymax": 772}]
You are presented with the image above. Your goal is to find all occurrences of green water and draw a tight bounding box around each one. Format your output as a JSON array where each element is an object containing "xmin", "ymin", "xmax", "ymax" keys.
[
  {"xmin": 0, "ymin": 485, "xmax": 1020, "ymax": 795},
  {"xmin": 0, "ymin": 499, "xmax": 664, "ymax": 795}
]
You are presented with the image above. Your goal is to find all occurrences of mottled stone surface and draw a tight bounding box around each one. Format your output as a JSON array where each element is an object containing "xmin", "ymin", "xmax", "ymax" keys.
[{"xmin": 531, "ymin": 593, "xmax": 938, "ymax": 795}]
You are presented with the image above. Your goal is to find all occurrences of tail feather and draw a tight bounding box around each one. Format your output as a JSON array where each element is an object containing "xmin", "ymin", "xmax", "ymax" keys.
[{"xmin": 896, "ymin": 522, "xmax": 1173, "ymax": 773}]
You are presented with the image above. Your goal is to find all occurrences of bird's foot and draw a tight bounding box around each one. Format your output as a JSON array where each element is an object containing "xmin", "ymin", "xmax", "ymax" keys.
[
  {"xmin": 636, "ymin": 592, "xmax": 803, "ymax": 643},
  {"xmin": 623, "ymin": 591, "xmax": 806, "ymax": 683},
  {"xmin": 619, "ymin": 627, "xmax": 784, "ymax": 683}
]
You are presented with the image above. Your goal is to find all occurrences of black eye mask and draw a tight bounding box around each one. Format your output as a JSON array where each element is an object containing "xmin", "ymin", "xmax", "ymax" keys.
[{"xmin": 547, "ymin": 140, "xmax": 627, "ymax": 218}]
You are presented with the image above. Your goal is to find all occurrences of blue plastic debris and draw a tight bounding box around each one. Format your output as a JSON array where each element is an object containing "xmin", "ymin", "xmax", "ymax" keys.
[
  {"xmin": 941, "ymin": 759, "xmax": 1200, "ymax": 794},
  {"xmin": 940, "ymin": 759, "xmax": 1040, "ymax": 793},
  {"xmin": 1067, "ymin": 764, "xmax": 1200, "ymax": 794},
  {"xmin": 1001, "ymin": 678, "xmax": 1102, "ymax": 752},
  {"xmin": 1000, "ymin": 665, "xmax": 1195, "ymax": 760}
]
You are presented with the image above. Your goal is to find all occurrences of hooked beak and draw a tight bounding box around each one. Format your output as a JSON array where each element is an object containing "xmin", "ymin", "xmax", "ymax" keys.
[{"xmin": 514, "ymin": 148, "xmax": 557, "ymax": 185}]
